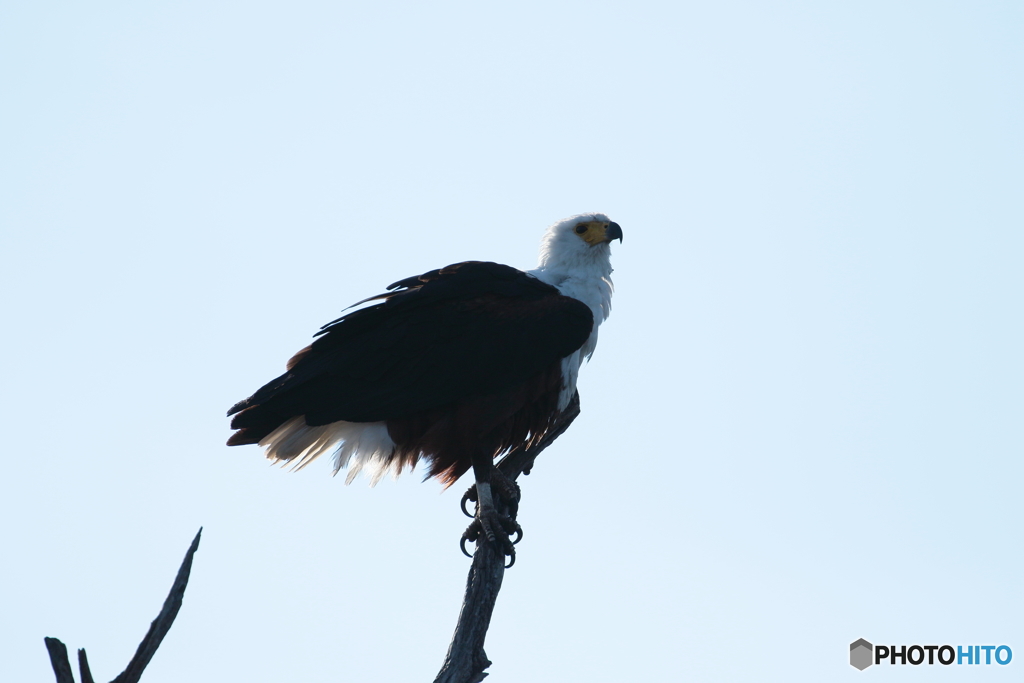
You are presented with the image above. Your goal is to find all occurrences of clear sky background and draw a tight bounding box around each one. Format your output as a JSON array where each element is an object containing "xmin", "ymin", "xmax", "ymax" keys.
[{"xmin": 2, "ymin": 2, "xmax": 1021, "ymax": 682}]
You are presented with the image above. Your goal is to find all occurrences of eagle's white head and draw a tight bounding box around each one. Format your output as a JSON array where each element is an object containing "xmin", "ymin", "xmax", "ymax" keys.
[
  {"xmin": 536, "ymin": 212, "xmax": 622, "ymax": 275},
  {"xmin": 530, "ymin": 212, "xmax": 621, "ymax": 331}
]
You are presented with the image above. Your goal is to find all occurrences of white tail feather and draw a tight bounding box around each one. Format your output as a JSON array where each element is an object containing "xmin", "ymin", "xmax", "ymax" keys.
[{"xmin": 258, "ymin": 417, "xmax": 402, "ymax": 485}]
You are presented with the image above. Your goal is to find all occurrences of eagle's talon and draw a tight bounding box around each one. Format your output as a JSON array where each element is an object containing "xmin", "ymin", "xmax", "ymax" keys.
[
  {"xmin": 460, "ymin": 517, "xmax": 483, "ymax": 557},
  {"xmin": 493, "ymin": 514, "xmax": 522, "ymax": 543},
  {"xmin": 460, "ymin": 486, "xmax": 477, "ymax": 518},
  {"xmin": 460, "ymin": 507, "xmax": 520, "ymax": 564}
]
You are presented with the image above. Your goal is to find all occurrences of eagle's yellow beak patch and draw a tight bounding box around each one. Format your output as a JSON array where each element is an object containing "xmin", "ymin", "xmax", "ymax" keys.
[{"xmin": 573, "ymin": 221, "xmax": 623, "ymax": 246}]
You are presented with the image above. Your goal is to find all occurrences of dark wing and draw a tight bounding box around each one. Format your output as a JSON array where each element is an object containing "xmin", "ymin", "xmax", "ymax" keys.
[{"xmin": 226, "ymin": 261, "xmax": 593, "ymax": 445}]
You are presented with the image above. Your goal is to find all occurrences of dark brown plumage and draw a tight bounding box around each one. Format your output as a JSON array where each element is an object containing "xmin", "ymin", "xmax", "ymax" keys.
[{"xmin": 227, "ymin": 261, "xmax": 593, "ymax": 485}]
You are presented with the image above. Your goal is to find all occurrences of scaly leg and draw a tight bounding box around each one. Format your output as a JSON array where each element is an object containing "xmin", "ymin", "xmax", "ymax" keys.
[{"xmin": 460, "ymin": 460, "xmax": 522, "ymax": 567}]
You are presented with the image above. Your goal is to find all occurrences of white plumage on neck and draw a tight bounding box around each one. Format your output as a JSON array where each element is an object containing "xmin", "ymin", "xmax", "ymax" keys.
[{"xmin": 528, "ymin": 212, "xmax": 617, "ymax": 408}]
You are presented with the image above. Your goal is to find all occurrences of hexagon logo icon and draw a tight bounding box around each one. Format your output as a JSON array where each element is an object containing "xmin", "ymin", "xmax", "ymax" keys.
[{"xmin": 850, "ymin": 639, "xmax": 873, "ymax": 670}]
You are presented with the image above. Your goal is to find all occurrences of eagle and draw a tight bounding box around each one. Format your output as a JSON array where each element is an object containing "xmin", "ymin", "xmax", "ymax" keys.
[{"xmin": 227, "ymin": 213, "xmax": 621, "ymax": 555}]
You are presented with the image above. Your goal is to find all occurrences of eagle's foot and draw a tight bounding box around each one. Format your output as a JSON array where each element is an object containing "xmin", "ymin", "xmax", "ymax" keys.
[
  {"xmin": 460, "ymin": 469, "xmax": 521, "ymax": 518},
  {"xmin": 460, "ymin": 469, "xmax": 523, "ymax": 567},
  {"xmin": 460, "ymin": 508, "xmax": 522, "ymax": 568}
]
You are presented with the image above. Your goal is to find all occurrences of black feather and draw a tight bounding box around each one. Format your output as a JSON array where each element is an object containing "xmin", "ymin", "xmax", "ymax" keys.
[{"xmin": 227, "ymin": 262, "xmax": 593, "ymax": 444}]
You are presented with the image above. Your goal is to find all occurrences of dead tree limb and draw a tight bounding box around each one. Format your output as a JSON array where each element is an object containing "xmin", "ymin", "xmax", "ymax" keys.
[
  {"xmin": 43, "ymin": 638, "xmax": 75, "ymax": 683},
  {"xmin": 434, "ymin": 392, "xmax": 581, "ymax": 683},
  {"xmin": 78, "ymin": 649, "xmax": 96, "ymax": 683},
  {"xmin": 44, "ymin": 528, "xmax": 202, "ymax": 683}
]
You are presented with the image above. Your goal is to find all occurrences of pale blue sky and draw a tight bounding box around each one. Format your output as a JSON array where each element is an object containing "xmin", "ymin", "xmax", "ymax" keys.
[{"xmin": 2, "ymin": 2, "xmax": 1021, "ymax": 681}]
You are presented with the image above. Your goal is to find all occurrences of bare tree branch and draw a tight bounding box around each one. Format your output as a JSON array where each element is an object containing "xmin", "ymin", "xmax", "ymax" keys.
[
  {"xmin": 43, "ymin": 528, "xmax": 202, "ymax": 683},
  {"xmin": 44, "ymin": 638, "xmax": 75, "ymax": 683},
  {"xmin": 78, "ymin": 649, "xmax": 96, "ymax": 683},
  {"xmin": 434, "ymin": 392, "xmax": 581, "ymax": 683},
  {"xmin": 110, "ymin": 528, "xmax": 202, "ymax": 683}
]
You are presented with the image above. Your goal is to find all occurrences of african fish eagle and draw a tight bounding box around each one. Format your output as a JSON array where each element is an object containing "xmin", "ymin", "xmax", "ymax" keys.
[{"xmin": 227, "ymin": 213, "xmax": 621, "ymax": 552}]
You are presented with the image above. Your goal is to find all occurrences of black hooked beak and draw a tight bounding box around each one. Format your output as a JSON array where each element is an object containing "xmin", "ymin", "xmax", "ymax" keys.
[{"xmin": 607, "ymin": 222, "xmax": 623, "ymax": 243}]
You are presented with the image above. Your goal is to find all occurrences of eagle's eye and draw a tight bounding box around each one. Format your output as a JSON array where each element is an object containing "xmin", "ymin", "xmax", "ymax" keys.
[{"xmin": 574, "ymin": 224, "xmax": 588, "ymax": 234}]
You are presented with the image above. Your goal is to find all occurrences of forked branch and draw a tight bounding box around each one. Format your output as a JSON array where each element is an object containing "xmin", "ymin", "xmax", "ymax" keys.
[{"xmin": 44, "ymin": 528, "xmax": 202, "ymax": 683}]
